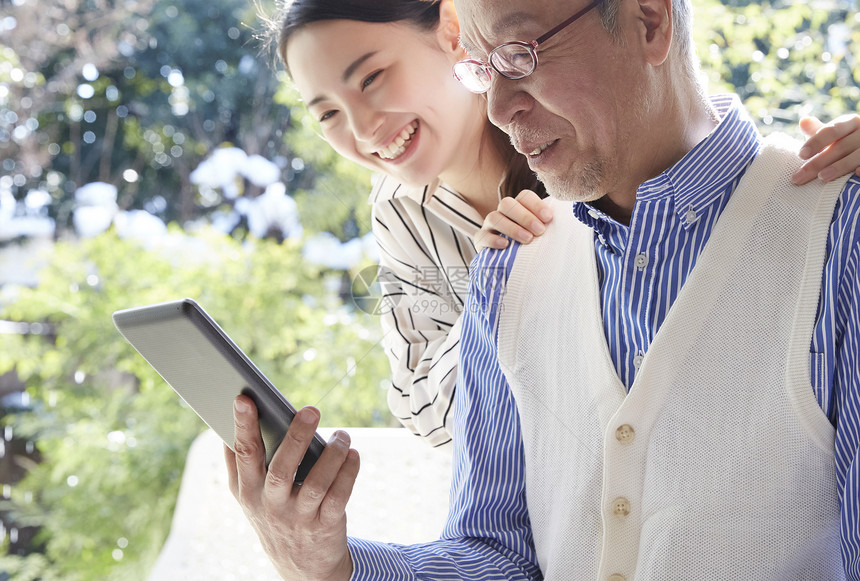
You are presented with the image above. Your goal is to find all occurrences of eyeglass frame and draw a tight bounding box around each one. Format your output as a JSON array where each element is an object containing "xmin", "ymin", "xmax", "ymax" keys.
[{"xmin": 453, "ymin": 0, "xmax": 603, "ymax": 94}]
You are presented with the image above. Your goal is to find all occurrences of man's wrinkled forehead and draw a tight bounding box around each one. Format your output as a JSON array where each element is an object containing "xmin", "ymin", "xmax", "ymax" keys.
[{"xmin": 454, "ymin": 0, "xmax": 539, "ymax": 55}]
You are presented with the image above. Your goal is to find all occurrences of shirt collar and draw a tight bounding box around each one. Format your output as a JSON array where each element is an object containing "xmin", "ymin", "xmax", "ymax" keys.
[
  {"xmin": 572, "ymin": 93, "xmax": 762, "ymax": 232},
  {"xmin": 368, "ymin": 173, "xmax": 439, "ymax": 205},
  {"xmin": 368, "ymin": 174, "xmax": 484, "ymax": 236}
]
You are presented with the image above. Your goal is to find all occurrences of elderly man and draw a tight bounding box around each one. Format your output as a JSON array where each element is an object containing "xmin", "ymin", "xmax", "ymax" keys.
[{"xmin": 227, "ymin": 0, "xmax": 860, "ymax": 579}]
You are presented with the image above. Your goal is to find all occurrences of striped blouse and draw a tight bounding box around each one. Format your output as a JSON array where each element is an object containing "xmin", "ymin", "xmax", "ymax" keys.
[
  {"xmin": 347, "ymin": 95, "xmax": 860, "ymax": 578},
  {"xmin": 369, "ymin": 175, "xmax": 487, "ymax": 447}
]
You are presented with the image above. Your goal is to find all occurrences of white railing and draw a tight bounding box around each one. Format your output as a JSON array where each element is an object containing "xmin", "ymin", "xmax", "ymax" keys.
[{"xmin": 148, "ymin": 428, "xmax": 453, "ymax": 580}]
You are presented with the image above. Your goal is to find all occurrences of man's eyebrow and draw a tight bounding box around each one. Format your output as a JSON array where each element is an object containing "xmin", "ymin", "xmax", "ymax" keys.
[
  {"xmin": 459, "ymin": 13, "xmax": 535, "ymax": 56},
  {"xmin": 306, "ymin": 51, "xmax": 378, "ymax": 109},
  {"xmin": 458, "ymin": 37, "xmax": 478, "ymax": 57}
]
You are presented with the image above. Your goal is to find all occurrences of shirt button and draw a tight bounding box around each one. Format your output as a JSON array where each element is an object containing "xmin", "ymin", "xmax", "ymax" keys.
[
  {"xmin": 611, "ymin": 497, "xmax": 631, "ymax": 517},
  {"xmin": 685, "ymin": 207, "xmax": 698, "ymax": 224},
  {"xmin": 634, "ymin": 252, "xmax": 648, "ymax": 270},
  {"xmin": 608, "ymin": 575, "xmax": 627, "ymax": 581},
  {"xmin": 633, "ymin": 351, "xmax": 645, "ymax": 369},
  {"xmin": 588, "ymin": 209, "xmax": 602, "ymax": 220},
  {"xmin": 615, "ymin": 424, "xmax": 636, "ymax": 444}
]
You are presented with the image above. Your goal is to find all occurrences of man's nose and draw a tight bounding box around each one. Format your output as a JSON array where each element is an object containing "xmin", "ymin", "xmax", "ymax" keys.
[{"xmin": 485, "ymin": 76, "xmax": 532, "ymax": 132}]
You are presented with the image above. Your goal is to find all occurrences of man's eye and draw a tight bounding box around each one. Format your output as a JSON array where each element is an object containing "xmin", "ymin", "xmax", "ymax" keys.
[
  {"xmin": 319, "ymin": 110, "xmax": 337, "ymax": 122},
  {"xmin": 362, "ymin": 70, "xmax": 382, "ymax": 90}
]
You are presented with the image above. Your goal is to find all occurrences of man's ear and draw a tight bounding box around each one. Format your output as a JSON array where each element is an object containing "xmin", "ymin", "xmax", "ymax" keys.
[
  {"xmin": 436, "ymin": 0, "xmax": 462, "ymax": 55},
  {"xmin": 636, "ymin": 0, "xmax": 673, "ymax": 66}
]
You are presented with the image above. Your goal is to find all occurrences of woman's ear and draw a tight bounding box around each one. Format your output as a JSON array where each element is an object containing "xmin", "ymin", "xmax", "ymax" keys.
[{"xmin": 436, "ymin": 0, "xmax": 462, "ymax": 55}]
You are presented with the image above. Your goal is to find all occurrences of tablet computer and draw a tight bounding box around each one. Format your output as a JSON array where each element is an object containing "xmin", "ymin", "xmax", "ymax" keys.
[{"xmin": 112, "ymin": 298, "xmax": 325, "ymax": 483}]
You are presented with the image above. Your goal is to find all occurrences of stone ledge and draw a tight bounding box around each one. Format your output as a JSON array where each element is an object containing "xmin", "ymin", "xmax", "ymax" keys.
[{"xmin": 147, "ymin": 428, "xmax": 452, "ymax": 580}]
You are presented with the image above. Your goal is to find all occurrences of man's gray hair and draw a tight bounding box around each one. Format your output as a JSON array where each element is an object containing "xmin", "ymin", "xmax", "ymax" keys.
[{"xmin": 597, "ymin": 0, "xmax": 698, "ymax": 82}]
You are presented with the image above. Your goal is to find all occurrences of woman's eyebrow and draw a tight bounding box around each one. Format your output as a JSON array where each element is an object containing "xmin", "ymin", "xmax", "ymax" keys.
[
  {"xmin": 306, "ymin": 51, "xmax": 379, "ymax": 109},
  {"xmin": 342, "ymin": 51, "xmax": 378, "ymax": 82}
]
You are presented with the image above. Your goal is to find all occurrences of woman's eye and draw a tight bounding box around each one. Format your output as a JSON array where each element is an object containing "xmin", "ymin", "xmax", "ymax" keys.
[
  {"xmin": 319, "ymin": 110, "xmax": 337, "ymax": 123},
  {"xmin": 361, "ymin": 70, "xmax": 382, "ymax": 90}
]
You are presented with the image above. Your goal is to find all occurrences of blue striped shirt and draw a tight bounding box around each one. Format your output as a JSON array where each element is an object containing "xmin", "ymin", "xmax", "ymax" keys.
[{"xmin": 347, "ymin": 94, "xmax": 860, "ymax": 579}]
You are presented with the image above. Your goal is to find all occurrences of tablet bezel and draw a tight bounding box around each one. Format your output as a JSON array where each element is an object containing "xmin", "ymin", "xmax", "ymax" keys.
[{"xmin": 112, "ymin": 298, "xmax": 325, "ymax": 483}]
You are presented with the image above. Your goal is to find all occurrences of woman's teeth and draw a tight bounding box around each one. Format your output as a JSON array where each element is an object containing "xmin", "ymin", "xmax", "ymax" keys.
[
  {"xmin": 377, "ymin": 122, "xmax": 418, "ymax": 160},
  {"xmin": 529, "ymin": 141, "xmax": 554, "ymax": 156}
]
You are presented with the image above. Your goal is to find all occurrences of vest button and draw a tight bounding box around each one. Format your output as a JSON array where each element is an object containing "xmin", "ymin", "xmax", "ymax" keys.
[
  {"xmin": 615, "ymin": 424, "xmax": 635, "ymax": 444},
  {"xmin": 611, "ymin": 497, "xmax": 631, "ymax": 517},
  {"xmin": 608, "ymin": 574, "xmax": 627, "ymax": 581}
]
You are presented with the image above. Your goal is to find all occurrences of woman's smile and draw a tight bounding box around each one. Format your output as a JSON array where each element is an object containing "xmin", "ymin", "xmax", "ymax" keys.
[{"xmin": 374, "ymin": 120, "xmax": 419, "ymax": 161}]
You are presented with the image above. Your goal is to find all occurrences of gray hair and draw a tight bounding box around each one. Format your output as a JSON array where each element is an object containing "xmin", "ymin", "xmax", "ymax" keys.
[{"xmin": 597, "ymin": 0, "xmax": 699, "ymax": 83}]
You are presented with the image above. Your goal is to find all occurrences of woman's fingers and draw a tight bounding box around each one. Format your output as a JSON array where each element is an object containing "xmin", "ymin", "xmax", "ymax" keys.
[
  {"xmin": 794, "ymin": 115, "xmax": 860, "ymax": 185},
  {"xmin": 475, "ymin": 190, "xmax": 554, "ymax": 251}
]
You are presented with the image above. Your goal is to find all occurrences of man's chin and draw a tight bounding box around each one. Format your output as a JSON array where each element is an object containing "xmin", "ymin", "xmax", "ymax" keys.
[
  {"xmin": 537, "ymin": 163, "xmax": 605, "ymax": 203},
  {"xmin": 541, "ymin": 177, "xmax": 603, "ymax": 204}
]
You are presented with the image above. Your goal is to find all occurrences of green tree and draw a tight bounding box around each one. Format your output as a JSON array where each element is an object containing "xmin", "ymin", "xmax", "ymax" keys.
[
  {"xmin": 694, "ymin": 0, "xmax": 858, "ymax": 135},
  {"xmin": 0, "ymin": 229, "xmax": 393, "ymax": 580},
  {"xmin": 0, "ymin": 0, "xmax": 373, "ymax": 241}
]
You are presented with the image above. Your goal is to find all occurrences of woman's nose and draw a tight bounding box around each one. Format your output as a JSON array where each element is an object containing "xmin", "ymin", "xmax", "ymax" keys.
[{"xmin": 349, "ymin": 106, "xmax": 384, "ymax": 143}]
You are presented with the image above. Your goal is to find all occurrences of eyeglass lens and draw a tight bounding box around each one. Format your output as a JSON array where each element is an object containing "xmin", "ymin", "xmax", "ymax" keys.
[
  {"xmin": 453, "ymin": 0, "xmax": 602, "ymax": 93},
  {"xmin": 489, "ymin": 43, "xmax": 537, "ymax": 79},
  {"xmin": 453, "ymin": 61, "xmax": 492, "ymax": 93}
]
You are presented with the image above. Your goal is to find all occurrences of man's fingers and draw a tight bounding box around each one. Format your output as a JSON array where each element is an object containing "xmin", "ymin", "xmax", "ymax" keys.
[
  {"xmin": 233, "ymin": 395, "xmax": 267, "ymax": 501},
  {"xmin": 263, "ymin": 406, "xmax": 321, "ymax": 505},
  {"xmin": 224, "ymin": 444, "xmax": 239, "ymax": 498},
  {"xmin": 292, "ymin": 430, "xmax": 352, "ymax": 518},
  {"xmin": 319, "ymin": 448, "xmax": 360, "ymax": 526}
]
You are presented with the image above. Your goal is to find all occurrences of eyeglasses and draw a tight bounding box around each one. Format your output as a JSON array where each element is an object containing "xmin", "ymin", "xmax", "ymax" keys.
[{"xmin": 453, "ymin": 0, "xmax": 602, "ymax": 94}]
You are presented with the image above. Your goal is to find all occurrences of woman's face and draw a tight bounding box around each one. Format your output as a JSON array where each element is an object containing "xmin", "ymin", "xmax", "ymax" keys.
[{"xmin": 286, "ymin": 18, "xmax": 486, "ymax": 188}]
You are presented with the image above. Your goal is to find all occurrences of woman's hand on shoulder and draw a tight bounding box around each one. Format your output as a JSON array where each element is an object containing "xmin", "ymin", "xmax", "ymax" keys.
[
  {"xmin": 793, "ymin": 114, "xmax": 860, "ymax": 185},
  {"xmin": 475, "ymin": 189, "xmax": 554, "ymax": 251}
]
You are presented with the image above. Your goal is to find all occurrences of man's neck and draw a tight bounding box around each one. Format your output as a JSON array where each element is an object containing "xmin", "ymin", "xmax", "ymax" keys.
[{"xmin": 597, "ymin": 90, "xmax": 720, "ymax": 226}]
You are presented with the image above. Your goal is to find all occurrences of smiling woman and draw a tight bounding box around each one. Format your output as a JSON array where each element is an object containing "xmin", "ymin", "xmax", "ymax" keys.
[{"xmin": 272, "ymin": 0, "xmax": 545, "ymax": 448}]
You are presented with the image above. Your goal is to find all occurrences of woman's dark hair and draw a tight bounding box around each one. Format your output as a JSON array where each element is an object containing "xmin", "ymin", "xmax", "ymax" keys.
[
  {"xmin": 268, "ymin": 0, "xmax": 545, "ymax": 199},
  {"xmin": 272, "ymin": 0, "xmax": 440, "ymax": 72}
]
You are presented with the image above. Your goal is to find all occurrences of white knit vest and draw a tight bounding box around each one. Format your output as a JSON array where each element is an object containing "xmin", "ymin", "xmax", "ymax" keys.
[{"xmin": 497, "ymin": 136, "xmax": 850, "ymax": 581}]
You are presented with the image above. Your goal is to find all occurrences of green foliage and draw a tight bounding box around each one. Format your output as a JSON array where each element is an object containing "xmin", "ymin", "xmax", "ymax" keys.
[
  {"xmin": 0, "ymin": 229, "xmax": 393, "ymax": 580},
  {"xmin": 694, "ymin": 0, "xmax": 859, "ymax": 136}
]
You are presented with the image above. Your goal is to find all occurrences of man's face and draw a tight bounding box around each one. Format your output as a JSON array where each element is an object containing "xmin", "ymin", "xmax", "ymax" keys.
[{"xmin": 455, "ymin": 0, "xmax": 647, "ymax": 203}]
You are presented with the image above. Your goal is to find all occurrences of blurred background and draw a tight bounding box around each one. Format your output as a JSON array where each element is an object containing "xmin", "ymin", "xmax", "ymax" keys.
[{"xmin": 0, "ymin": 0, "xmax": 857, "ymax": 579}]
